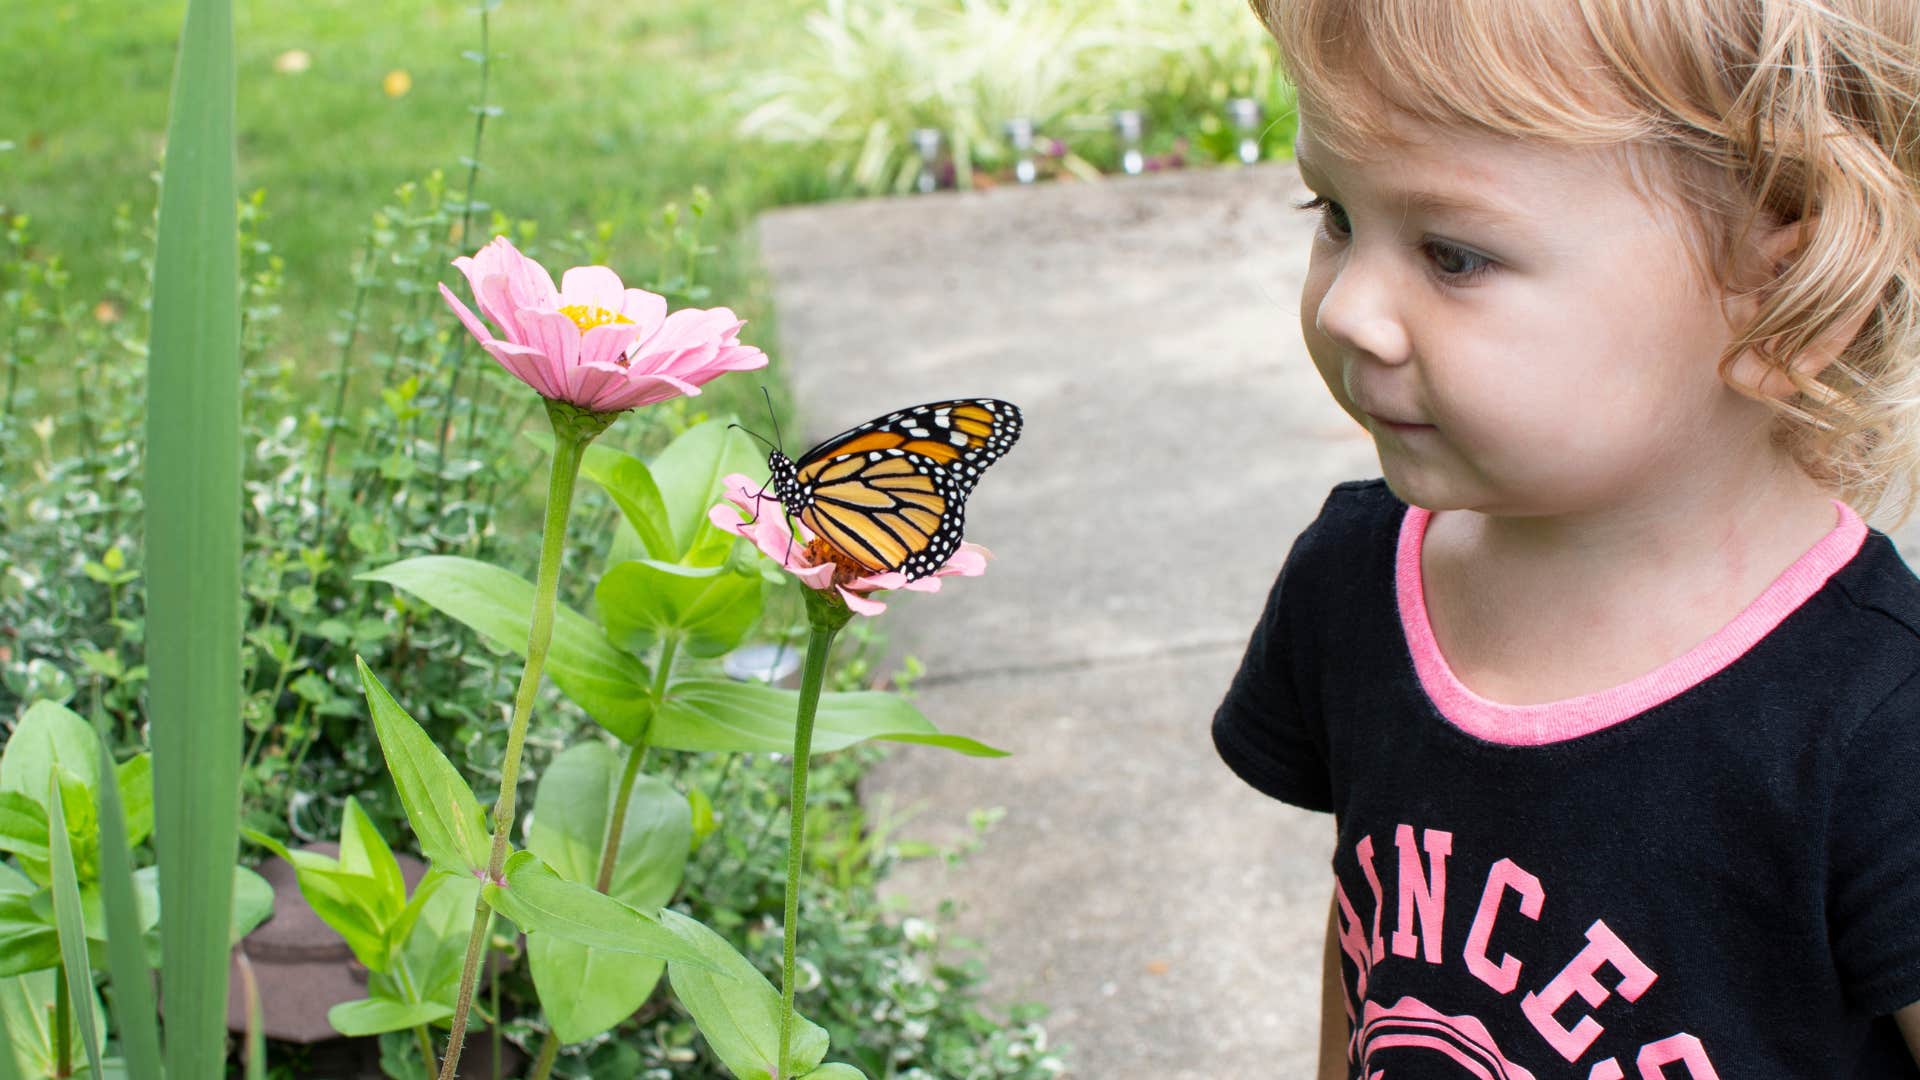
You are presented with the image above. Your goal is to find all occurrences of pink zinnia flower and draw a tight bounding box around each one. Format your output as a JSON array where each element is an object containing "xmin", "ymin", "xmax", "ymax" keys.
[
  {"xmin": 438, "ymin": 236, "xmax": 767, "ymax": 413},
  {"xmin": 707, "ymin": 474, "xmax": 987, "ymax": 616}
]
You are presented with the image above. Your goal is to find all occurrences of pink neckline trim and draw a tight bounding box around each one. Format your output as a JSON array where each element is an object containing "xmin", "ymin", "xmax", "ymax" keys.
[{"xmin": 1396, "ymin": 501, "xmax": 1867, "ymax": 746}]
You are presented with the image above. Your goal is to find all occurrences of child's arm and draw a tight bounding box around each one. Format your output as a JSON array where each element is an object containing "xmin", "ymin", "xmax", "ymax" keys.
[
  {"xmin": 1319, "ymin": 891, "xmax": 1346, "ymax": 1080},
  {"xmin": 1898, "ymin": 1003, "xmax": 1920, "ymax": 1062}
]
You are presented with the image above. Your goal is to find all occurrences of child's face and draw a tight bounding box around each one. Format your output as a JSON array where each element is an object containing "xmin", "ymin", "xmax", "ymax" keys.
[{"xmin": 1295, "ymin": 109, "xmax": 1774, "ymax": 517}]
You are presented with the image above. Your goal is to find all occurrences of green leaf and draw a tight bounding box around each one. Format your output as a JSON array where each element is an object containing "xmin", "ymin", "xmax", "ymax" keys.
[
  {"xmin": 147, "ymin": 0, "xmax": 242, "ymax": 1075},
  {"xmin": 245, "ymin": 818, "xmax": 407, "ymax": 972},
  {"xmin": 391, "ymin": 872, "xmax": 480, "ymax": 1010},
  {"xmin": 54, "ymin": 771, "xmax": 99, "ymax": 887},
  {"xmin": 384, "ymin": 869, "xmax": 451, "ymax": 972},
  {"xmin": 0, "ymin": 984, "xmax": 20, "ymax": 1080},
  {"xmin": 802, "ymin": 1066, "xmax": 871, "ymax": 1080},
  {"xmin": 326, "ymin": 997, "xmax": 454, "ymax": 1038},
  {"xmin": 579, "ymin": 444, "xmax": 677, "ymax": 560},
  {"xmin": 47, "ymin": 776, "xmax": 106, "ymax": 1080},
  {"xmin": 358, "ymin": 558, "xmax": 653, "ymax": 742},
  {"xmin": 336, "ymin": 797, "xmax": 406, "ymax": 928},
  {"xmin": 114, "ymin": 756, "xmax": 154, "ymax": 849},
  {"xmin": 650, "ymin": 419, "xmax": 763, "ymax": 562},
  {"xmin": 357, "ymin": 659, "xmax": 490, "ymax": 874},
  {"xmin": 0, "ymin": 793, "xmax": 50, "ymax": 870},
  {"xmin": 527, "ymin": 743, "xmax": 692, "ymax": 1043},
  {"xmin": 93, "ymin": 731, "xmax": 161, "ymax": 1079},
  {"xmin": 652, "ymin": 679, "xmax": 1009, "ymax": 757},
  {"xmin": 229, "ymin": 867, "xmax": 274, "ymax": 945},
  {"xmin": 482, "ymin": 851, "xmax": 709, "ymax": 969},
  {"xmin": 597, "ymin": 561, "xmax": 763, "ymax": 659},
  {"xmin": 661, "ymin": 909, "xmax": 828, "ymax": 1080},
  {"xmin": 0, "ymin": 702, "xmax": 99, "ymax": 803},
  {"xmin": 0, "ymin": 971, "xmax": 101, "ymax": 1078},
  {"xmin": 0, "ymin": 891, "xmax": 58, "ymax": 978}
]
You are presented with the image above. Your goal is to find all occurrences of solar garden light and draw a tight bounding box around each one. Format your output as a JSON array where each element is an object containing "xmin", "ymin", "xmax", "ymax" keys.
[
  {"xmin": 1228, "ymin": 97, "xmax": 1263, "ymax": 164},
  {"xmin": 1114, "ymin": 109, "xmax": 1145, "ymax": 176},
  {"xmin": 1004, "ymin": 117, "xmax": 1037, "ymax": 184},
  {"xmin": 912, "ymin": 127, "xmax": 942, "ymax": 193}
]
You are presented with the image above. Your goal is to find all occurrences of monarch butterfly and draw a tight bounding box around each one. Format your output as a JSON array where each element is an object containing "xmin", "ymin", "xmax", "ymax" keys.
[{"xmin": 759, "ymin": 398, "xmax": 1022, "ymax": 582}]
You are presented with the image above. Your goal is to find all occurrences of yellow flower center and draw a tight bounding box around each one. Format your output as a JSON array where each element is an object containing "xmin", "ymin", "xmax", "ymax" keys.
[{"xmin": 557, "ymin": 303, "xmax": 633, "ymax": 334}]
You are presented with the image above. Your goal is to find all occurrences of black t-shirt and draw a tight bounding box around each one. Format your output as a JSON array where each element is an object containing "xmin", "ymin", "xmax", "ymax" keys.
[{"xmin": 1215, "ymin": 479, "xmax": 1920, "ymax": 1078}]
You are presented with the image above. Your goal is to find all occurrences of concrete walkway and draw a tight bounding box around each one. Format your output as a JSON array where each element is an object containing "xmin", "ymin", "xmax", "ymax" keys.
[
  {"xmin": 758, "ymin": 163, "xmax": 1364, "ymax": 1078},
  {"xmin": 756, "ymin": 164, "xmax": 1920, "ymax": 1079}
]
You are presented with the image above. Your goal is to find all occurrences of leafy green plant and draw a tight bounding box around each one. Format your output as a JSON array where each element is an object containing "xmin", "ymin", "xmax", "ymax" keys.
[
  {"xmin": 0, "ymin": 701, "xmax": 274, "ymax": 1077},
  {"xmin": 736, "ymin": 0, "xmax": 1290, "ymax": 194}
]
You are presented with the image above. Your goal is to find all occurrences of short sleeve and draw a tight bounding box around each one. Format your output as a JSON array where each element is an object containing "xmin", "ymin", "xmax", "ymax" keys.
[
  {"xmin": 1213, "ymin": 528, "xmax": 1334, "ymax": 813},
  {"xmin": 1827, "ymin": 665, "xmax": 1920, "ymax": 1015}
]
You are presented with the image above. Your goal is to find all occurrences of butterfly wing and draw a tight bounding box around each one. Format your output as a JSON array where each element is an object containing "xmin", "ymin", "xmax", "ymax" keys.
[{"xmin": 791, "ymin": 399, "xmax": 1021, "ymax": 580}]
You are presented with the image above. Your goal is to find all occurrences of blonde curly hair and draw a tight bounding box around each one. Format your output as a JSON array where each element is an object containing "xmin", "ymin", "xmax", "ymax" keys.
[{"xmin": 1255, "ymin": 0, "xmax": 1920, "ymax": 522}]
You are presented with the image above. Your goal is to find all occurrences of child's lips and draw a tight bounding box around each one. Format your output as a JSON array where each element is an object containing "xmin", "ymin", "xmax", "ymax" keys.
[{"xmin": 1366, "ymin": 411, "xmax": 1433, "ymax": 433}]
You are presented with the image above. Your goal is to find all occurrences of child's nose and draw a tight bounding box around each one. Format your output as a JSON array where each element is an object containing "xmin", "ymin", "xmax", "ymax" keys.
[{"xmin": 1313, "ymin": 257, "xmax": 1412, "ymax": 365}]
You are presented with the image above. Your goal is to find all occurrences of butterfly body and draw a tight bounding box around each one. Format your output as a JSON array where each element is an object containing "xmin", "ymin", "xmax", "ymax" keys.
[{"xmin": 765, "ymin": 398, "xmax": 1022, "ymax": 581}]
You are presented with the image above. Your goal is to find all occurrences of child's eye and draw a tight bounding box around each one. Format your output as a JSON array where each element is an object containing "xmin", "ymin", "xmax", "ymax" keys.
[
  {"xmin": 1293, "ymin": 194, "xmax": 1350, "ymax": 238},
  {"xmin": 1424, "ymin": 240, "xmax": 1495, "ymax": 283}
]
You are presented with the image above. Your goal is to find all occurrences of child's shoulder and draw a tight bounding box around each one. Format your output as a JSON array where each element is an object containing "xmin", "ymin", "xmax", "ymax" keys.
[
  {"xmin": 1275, "ymin": 478, "xmax": 1405, "ymax": 586},
  {"xmin": 1314, "ymin": 476, "xmax": 1403, "ymax": 525},
  {"xmin": 1294, "ymin": 477, "xmax": 1404, "ymax": 550},
  {"xmin": 1831, "ymin": 529, "xmax": 1920, "ymax": 645}
]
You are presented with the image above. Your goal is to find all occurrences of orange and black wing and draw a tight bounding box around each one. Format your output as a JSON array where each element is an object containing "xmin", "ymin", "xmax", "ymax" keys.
[{"xmin": 791, "ymin": 399, "xmax": 1021, "ymax": 580}]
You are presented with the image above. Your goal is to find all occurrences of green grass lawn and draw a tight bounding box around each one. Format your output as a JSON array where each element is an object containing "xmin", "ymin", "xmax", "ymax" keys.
[{"xmin": 3, "ymin": 0, "xmax": 824, "ymax": 384}]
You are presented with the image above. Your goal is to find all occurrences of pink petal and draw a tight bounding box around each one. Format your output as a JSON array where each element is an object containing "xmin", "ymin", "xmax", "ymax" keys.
[
  {"xmin": 593, "ymin": 372, "xmax": 703, "ymax": 412},
  {"xmin": 559, "ymin": 265, "xmax": 626, "ymax": 314},
  {"xmin": 564, "ymin": 362, "xmax": 636, "ymax": 413},
  {"xmin": 439, "ymin": 282, "xmax": 498, "ymax": 348},
  {"xmin": 644, "ymin": 307, "xmax": 745, "ymax": 355},
  {"xmin": 839, "ymin": 587, "xmax": 888, "ymax": 616},
  {"xmin": 514, "ymin": 309, "xmax": 584, "ymax": 387},
  {"xmin": 477, "ymin": 236, "xmax": 558, "ymax": 311},
  {"xmin": 473, "ymin": 272, "xmax": 528, "ymax": 343},
  {"xmin": 479, "ymin": 339, "xmax": 565, "ymax": 398},
  {"xmin": 619, "ymin": 288, "xmax": 669, "ymax": 332},
  {"xmin": 577, "ymin": 321, "xmax": 647, "ymax": 370}
]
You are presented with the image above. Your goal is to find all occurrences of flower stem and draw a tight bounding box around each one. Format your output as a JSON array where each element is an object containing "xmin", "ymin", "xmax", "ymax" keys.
[
  {"xmin": 527, "ymin": 1032, "xmax": 560, "ymax": 1080},
  {"xmin": 594, "ymin": 636, "xmax": 672, "ymax": 891},
  {"xmin": 776, "ymin": 592, "xmax": 851, "ymax": 1077},
  {"xmin": 436, "ymin": 399, "xmax": 614, "ymax": 1080}
]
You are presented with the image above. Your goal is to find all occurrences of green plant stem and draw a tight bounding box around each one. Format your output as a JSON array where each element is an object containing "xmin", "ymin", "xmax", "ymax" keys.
[
  {"xmin": 313, "ymin": 239, "xmax": 375, "ymax": 545},
  {"xmin": 490, "ymin": 932, "xmax": 503, "ymax": 1080},
  {"xmin": 458, "ymin": 4, "xmax": 492, "ymax": 251},
  {"xmin": 776, "ymin": 593, "xmax": 851, "ymax": 1077},
  {"xmin": 527, "ymin": 1033, "xmax": 560, "ymax": 1080},
  {"xmin": 526, "ymin": 635, "xmax": 672, "ymax": 1075},
  {"xmin": 593, "ymin": 636, "xmax": 673, "ymax": 891},
  {"xmin": 414, "ymin": 1025, "xmax": 436, "ymax": 1074},
  {"xmin": 436, "ymin": 399, "xmax": 613, "ymax": 1080}
]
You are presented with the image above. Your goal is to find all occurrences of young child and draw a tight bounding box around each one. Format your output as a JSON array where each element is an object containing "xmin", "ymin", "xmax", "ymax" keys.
[{"xmin": 1213, "ymin": 1, "xmax": 1920, "ymax": 1075}]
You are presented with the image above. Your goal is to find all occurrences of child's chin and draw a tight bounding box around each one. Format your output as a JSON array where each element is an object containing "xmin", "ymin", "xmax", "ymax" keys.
[{"xmin": 1374, "ymin": 452, "xmax": 1464, "ymax": 513}]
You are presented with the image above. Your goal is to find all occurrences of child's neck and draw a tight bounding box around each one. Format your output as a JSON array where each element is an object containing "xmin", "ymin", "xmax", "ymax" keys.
[{"xmin": 1419, "ymin": 456, "xmax": 1842, "ymax": 707}]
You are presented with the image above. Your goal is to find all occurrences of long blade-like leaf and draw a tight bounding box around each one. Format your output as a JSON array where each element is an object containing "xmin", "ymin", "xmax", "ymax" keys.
[
  {"xmin": 0, "ymin": 989, "xmax": 20, "ymax": 1080},
  {"xmin": 95, "ymin": 734, "xmax": 163, "ymax": 1077},
  {"xmin": 46, "ymin": 778, "xmax": 105, "ymax": 1080},
  {"xmin": 147, "ymin": 0, "xmax": 241, "ymax": 1072}
]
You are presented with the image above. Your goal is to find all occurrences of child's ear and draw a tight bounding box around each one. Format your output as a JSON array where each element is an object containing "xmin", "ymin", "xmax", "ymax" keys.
[{"xmin": 1723, "ymin": 217, "xmax": 1873, "ymax": 402}]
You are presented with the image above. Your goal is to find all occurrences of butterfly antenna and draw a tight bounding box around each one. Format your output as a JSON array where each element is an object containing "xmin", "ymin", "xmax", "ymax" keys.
[
  {"xmin": 762, "ymin": 386, "xmax": 785, "ymax": 454},
  {"xmin": 728, "ymin": 421, "xmax": 778, "ymax": 455}
]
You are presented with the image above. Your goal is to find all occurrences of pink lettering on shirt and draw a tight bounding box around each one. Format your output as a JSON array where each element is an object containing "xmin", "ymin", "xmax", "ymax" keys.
[
  {"xmin": 1465, "ymin": 857, "xmax": 1545, "ymax": 994},
  {"xmin": 1392, "ymin": 825, "xmax": 1452, "ymax": 962},
  {"xmin": 1521, "ymin": 920, "xmax": 1659, "ymax": 1061}
]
